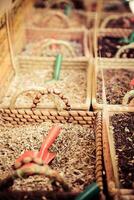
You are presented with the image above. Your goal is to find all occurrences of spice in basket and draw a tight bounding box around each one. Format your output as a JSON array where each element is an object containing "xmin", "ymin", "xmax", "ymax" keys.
[
  {"xmin": 0, "ymin": 122, "xmax": 96, "ymax": 192},
  {"xmin": 97, "ymin": 69, "xmax": 134, "ymax": 105},
  {"xmin": 1, "ymin": 67, "xmax": 86, "ymax": 108},
  {"xmin": 110, "ymin": 113, "xmax": 134, "ymax": 189}
]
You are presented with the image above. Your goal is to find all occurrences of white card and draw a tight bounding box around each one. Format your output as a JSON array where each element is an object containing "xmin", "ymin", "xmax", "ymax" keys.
[{"xmin": 129, "ymin": 0, "xmax": 134, "ymax": 13}]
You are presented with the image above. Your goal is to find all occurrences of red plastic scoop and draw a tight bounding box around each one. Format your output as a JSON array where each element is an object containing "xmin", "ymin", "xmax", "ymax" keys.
[
  {"xmin": 51, "ymin": 34, "xmax": 58, "ymax": 50},
  {"xmin": 130, "ymin": 78, "xmax": 134, "ymax": 86},
  {"xmin": 15, "ymin": 126, "xmax": 61, "ymax": 165},
  {"xmin": 37, "ymin": 126, "xmax": 61, "ymax": 163}
]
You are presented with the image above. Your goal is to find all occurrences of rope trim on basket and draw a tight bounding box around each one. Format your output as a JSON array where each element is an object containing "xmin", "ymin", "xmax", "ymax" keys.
[
  {"xmin": 0, "ymin": 88, "xmax": 95, "ymax": 126},
  {"xmin": 95, "ymin": 112, "xmax": 103, "ymax": 191},
  {"xmin": 0, "ymin": 108, "xmax": 95, "ymax": 126}
]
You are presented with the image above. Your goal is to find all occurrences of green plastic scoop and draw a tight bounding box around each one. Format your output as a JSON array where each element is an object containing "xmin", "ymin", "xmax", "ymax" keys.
[
  {"xmin": 75, "ymin": 182, "xmax": 100, "ymax": 200},
  {"xmin": 64, "ymin": 4, "xmax": 72, "ymax": 16},
  {"xmin": 119, "ymin": 32, "xmax": 134, "ymax": 44},
  {"xmin": 53, "ymin": 54, "xmax": 63, "ymax": 80},
  {"xmin": 45, "ymin": 54, "xmax": 62, "ymax": 83}
]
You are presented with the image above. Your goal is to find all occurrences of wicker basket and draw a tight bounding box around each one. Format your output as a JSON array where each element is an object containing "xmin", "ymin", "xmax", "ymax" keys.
[
  {"xmin": 100, "ymin": 13, "xmax": 134, "ymax": 29},
  {"xmin": 91, "ymin": 28, "xmax": 134, "ymax": 67},
  {"xmin": 6, "ymin": 4, "xmax": 92, "ymax": 109},
  {"xmin": 92, "ymin": 61, "xmax": 134, "ymax": 111},
  {"xmin": 0, "ymin": 57, "xmax": 92, "ymax": 110},
  {"xmin": 103, "ymin": 110, "xmax": 134, "ymax": 200},
  {"xmin": 2, "ymin": 13, "xmax": 92, "ymax": 110},
  {"xmin": 0, "ymin": 24, "xmax": 92, "ymax": 111},
  {"xmin": 26, "ymin": 8, "xmax": 87, "ymax": 29},
  {"xmin": 0, "ymin": 93, "xmax": 103, "ymax": 199}
]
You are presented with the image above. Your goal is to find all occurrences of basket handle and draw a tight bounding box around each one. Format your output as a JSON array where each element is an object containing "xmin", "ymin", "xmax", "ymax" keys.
[
  {"xmin": 10, "ymin": 89, "xmax": 71, "ymax": 111},
  {"xmin": 39, "ymin": 39, "xmax": 76, "ymax": 57},
  {"xmin": 32, "ymin": 89, "xmax": 71, "ymax": 111},
  {"xmin": 0, "ymin": 158, "xmax": 70, "ymax": 192},
  {"xmin": 42, "ymin": 12, "xmax": 70, "ymax": 28},
  {"xmin": 100, "ymin": 15, "xmax": 119, "ymax": 28},
  {"xmin": 115, "ymin": 43, "xmax": 134, "ymax": 58},
  {"xmin": 122, "ymin": 90, "xmax": 134, "ymax": 106}
]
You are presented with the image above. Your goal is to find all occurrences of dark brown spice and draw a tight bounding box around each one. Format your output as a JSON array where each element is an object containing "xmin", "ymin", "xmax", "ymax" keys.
[{"xmin": 110, "ymin": 113, "xmax": 134, "ymax": 189}]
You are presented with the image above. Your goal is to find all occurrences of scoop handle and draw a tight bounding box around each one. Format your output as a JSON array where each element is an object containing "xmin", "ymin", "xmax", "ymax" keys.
[
  {"xmin": 38, "ymin": 126, "xmax": 61, "ymax": 159},
  {"xmin": 75, "ymin": 182, "xmax": 100, "ymax": 200},
  {"xmin": 53, "ymin": 54, "xmax": 63, "ymax": 80}
]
